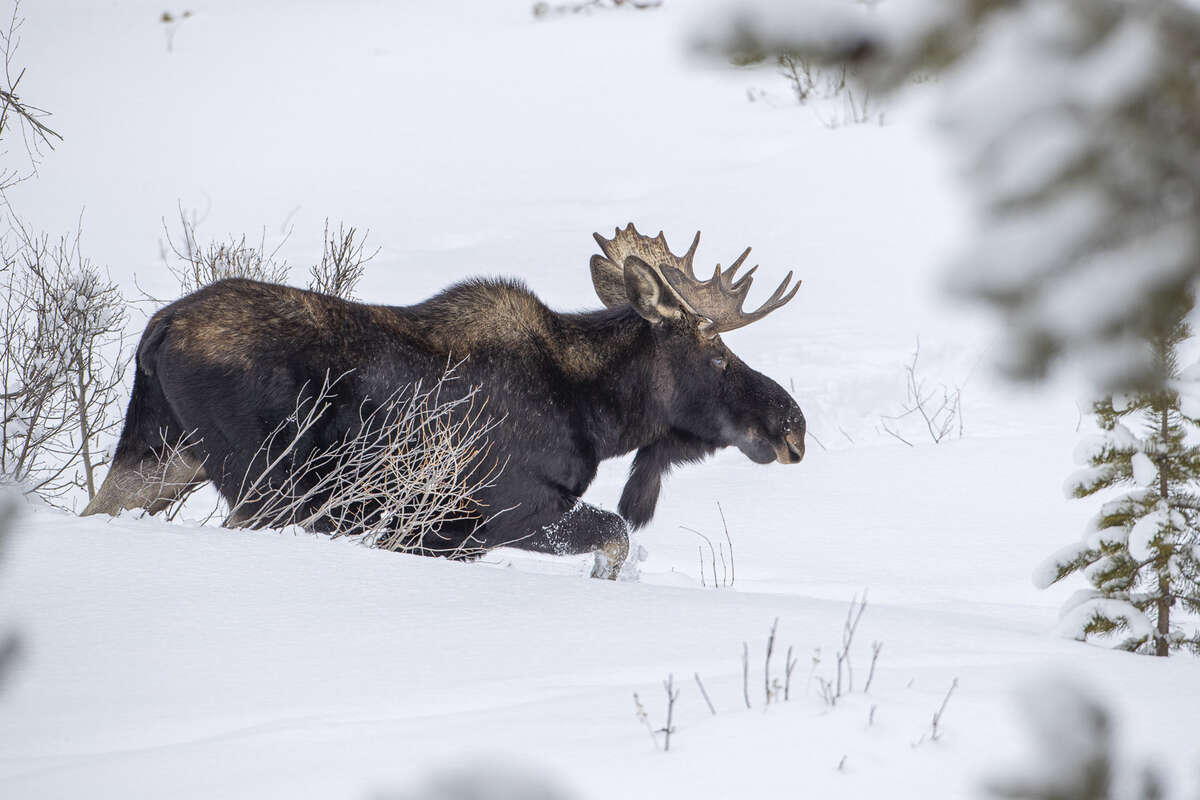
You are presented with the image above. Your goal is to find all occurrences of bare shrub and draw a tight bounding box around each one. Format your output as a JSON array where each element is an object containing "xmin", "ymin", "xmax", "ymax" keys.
[
  {"xmin": 215, "ymin": 364, "xmax": 506, "ymax": 558},
  {"xmin": 0, "ymin": 220, "xmax": 128, "ymax": 502},
  {"xmin": 680, "ymin": 501, "xmax": 735, "ymax": 588},
  {"xmin": 778, "ymin": 55, "xmax": 846, "ymax": 104},
  {"xmin": 533, "ymin": 0, "xmax": 661, "ymax": 18},
  {"xmin": 816, "ymin": 592, "xmax": 879, "ymax": 706},
  {"xmin": 307, "ymin": 218, "xmax": 378, "ymax": 300},
  {"xmin": 879, "ymin": 339, "xmax": 964, "ymax": 446},
  {"xmin": 161, "ymin": 206, "xmax": 290, "ymax": 295},
  {"xmin": 0, "ymin": 2, "xmax": 62, "ymax": 189}
]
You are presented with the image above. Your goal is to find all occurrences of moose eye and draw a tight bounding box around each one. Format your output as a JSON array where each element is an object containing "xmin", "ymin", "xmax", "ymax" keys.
[{"xmin": 711, "ymin": 357, "xmax": 727, "ymax": 370}]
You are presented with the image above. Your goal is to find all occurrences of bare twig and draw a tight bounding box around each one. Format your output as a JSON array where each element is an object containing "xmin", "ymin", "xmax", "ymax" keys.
[
  {"xmin": 717, "ymin": 501, "xmax": 735, "ymax": 587},
  {"xmin": 930, "ymin": 678, "xmax": 958, "ymax": 742},
  {"xmin": 764, "ymin": 617, "xmax": 778, "ymax": 705},
  {"xmin": 880, "ymin": 339, "xmax": 964, "ymax": 445},
  {"xmin": 0, "ymin": 1, "xmax": 62, "ymax": 189},
  {"xmin": 784, "ymin": 645, "xmax": 798, "ymax": 701},
  {"xmin": 632, "ymin": 692, "xmax": 658, "ymax": 749},
  {"xmin": 694, "ymin": 672, "xmax": 716, "ymax": 716},
  {"xmin": 216, "ymin": 363, "xmax": 507, "ymax": 559},
  {"xmin": 160, "ymin": 204, "xmax": 290, "ymax": 296},
  {"xmin": 864, "ymin": 641, "xmax": 883, "ymax": 694},
  {"xmin": 1, "ymin": 216, "xmax": 129, "ymax": 504},
  {"xmin": 659, "ymin": 674, "xmax": 679, "ymax": 751},
  {"xmin": 682, "ymin": 506, "xmax": 734, "ymax": 589},
  {"xmin": 307, "ymin": 218, "xmax": 378, "ymax": 299},
  {"xmin": 914, "ymin": 678, "xmax": 959, "ymax": 746}
]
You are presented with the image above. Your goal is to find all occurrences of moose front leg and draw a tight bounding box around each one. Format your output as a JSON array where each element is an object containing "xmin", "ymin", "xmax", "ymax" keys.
[{"xmin": 521, "ymin": 501, "xmax": 630, "ymax": 580}]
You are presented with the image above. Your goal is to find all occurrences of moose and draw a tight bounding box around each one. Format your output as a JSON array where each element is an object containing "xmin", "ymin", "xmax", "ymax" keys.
[{"xmin": 83, "ymin": 224, "xmax": 806, "ymax": 578}]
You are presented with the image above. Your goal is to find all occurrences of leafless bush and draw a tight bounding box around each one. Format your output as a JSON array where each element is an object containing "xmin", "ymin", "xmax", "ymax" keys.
[
  {"xmin": 778, "ymin": 55, "xmax": 846, "ymax": 104},
  {"xmin": 161, "ymin": 206, "xmax": 290, "ymax": 295},
  {"xmin": 533, "ymin": 0, "xmax": 661, "ymax": 18},
  {"xmin": 0, "ymin": 2, "xmax": 62, "ymax": 190},
  {"xmin": 217, "ymin": 365, "xmax": 506, "ymax": 558},
  {"xmin": 816, "ymin": 592, "xmax": 878, "ymax": 706},
  {"xmin": 0, "ymin": 220, "xmax": 128, "ymax": 502},
  {"xmin": 880, "ymin": 339, "xmax": 964, "ymax": 446},
  {"xmin": 307, "ymin": 218, "xmax": 378, "ymax": 300}
]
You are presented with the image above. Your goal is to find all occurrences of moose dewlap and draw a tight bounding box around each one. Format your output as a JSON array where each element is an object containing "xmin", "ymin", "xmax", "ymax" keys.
[{"xmin": 83, "ymin": 224, "xmax": 806, "ymax": 578}]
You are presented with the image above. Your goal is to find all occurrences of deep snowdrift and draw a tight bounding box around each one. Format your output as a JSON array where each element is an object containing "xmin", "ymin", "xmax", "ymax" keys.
[{"xmin": 3, "ymin": 1, "xmax": 1199, "ymax": 798}]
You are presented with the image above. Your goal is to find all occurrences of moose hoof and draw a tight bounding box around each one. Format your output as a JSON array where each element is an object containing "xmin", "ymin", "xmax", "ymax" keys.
[{"xmin": 589, "ymin": 532, "xmax": 630, "ymax": 580}]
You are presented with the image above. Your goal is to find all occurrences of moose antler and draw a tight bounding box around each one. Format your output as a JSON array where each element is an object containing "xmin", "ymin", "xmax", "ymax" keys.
[{"xmin": 590, "ymin": 223, "xmax": 800, "ymax": 334}]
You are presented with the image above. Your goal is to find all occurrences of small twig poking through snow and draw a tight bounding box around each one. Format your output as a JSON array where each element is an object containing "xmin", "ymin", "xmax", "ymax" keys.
[
  {"xmin": 868, "ymin": 704, "xmax": 877, "ymax": 728},
  {"xmin": 659, "ymin": 674, "xmax": 679, "ymax": 752},
  {"xmin": 681, "ymin": 503, "xmax": 736, "ymax": 588},
  {"xmin": 742, "ymin": 641, "xmax": 751, "ymax": 709},
  {"xmin": 839, "ymin": 592, "xmax": 868, "ymax": 695},
  {"xmin": 836, "ymin": 755, "xmax": 847, "ymax": 772},
  {"xmin": 694, "ymin": 672, "xmax": 716, "ymax": 716},
  {"xmin": 816, "ymin": 592, "xmax": 874, "ymax": 707},
  {"xmin": 717, "ymin": 502, "xmax": 735, "ymax": 586},
  {"xmin": 764, "ymin": 617, "xmax": 778, "ymax": 705},
  {"xmin": 914, "ymin": 678, "xmax": 959, "ymax": 747},
  {"xmin": 930, "ymin": 679, "xmax": 958, "ymax": 742},
  {"xmin": 632, "ymin": 692, "xmax": 658, "ymax": 749},
  {"xmin": 864, "ymin": 641, "xmax": 883, "ymax": 694},
  {"xmin": 784, "ymin": 645, "xmax": 797, "ymax": 701}
]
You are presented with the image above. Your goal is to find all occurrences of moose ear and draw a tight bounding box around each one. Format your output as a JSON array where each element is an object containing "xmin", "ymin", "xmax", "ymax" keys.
[{"xmin": 623, "ymin": 256, "xmax": 683, "ymax": 324}]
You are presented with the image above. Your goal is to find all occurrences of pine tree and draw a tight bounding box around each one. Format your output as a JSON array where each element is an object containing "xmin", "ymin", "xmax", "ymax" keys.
[{"xmin": 1037, "ymin": 299, "xmax": 1200, "ymax": 656}]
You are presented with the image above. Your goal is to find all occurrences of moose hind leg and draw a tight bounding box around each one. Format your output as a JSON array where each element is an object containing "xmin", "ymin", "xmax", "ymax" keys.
[
  {"xmin": 82, "ymin": 446, "xmax": 208, "ymax": 518},
  {"xmin": 522, "ymin": 502, "xmax": 630, "ymax": 580}
]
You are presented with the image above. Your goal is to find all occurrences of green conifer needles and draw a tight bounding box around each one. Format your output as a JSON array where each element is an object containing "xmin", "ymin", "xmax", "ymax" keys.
[{"xmin": 1036, "ymin": 316, "xmax": 1200, "ymax": 656}]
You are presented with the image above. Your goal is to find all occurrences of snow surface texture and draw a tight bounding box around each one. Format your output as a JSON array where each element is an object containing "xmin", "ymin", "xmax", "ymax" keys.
[{"xmin": 2, "ymin": 1, "xmax": 1200, "ymax": 799}]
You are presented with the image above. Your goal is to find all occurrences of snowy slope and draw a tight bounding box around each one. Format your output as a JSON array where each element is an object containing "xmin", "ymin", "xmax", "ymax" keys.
[{"xmin": 3, "ymin": 1, "xmax": 1199, "ymax": 798}]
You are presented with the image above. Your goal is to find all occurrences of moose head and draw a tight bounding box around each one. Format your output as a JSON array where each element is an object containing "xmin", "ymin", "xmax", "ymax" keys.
[{"xmin": 591, "ymin": 225, "xmax": 806, "ymax": 526}]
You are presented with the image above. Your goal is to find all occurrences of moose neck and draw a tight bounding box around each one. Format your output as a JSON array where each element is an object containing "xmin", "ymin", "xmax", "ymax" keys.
[{"xmin": 553, "ymin": 306, "xmax": 671, "ymax": 462}]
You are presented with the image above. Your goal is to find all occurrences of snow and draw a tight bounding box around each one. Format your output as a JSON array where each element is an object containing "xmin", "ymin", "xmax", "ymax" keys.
[
  {"xmin": 1131, "ymin": 452, "xmax": 1158, "ymax": 487},
  {"xmin": 1057, "ymin": 598, "xmax": 1153, "ymax": 642},
  {"xmin": 1063, "ymin": 464, "xmax": 1114, "ymax": 498},
  {"xmin": 2, "ymin": 1, "xmax": 1200, "ymax": 799}
]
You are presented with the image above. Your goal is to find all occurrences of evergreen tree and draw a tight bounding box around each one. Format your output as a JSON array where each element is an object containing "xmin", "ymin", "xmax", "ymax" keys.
[{"xmin": 1036, "ymin": 299, "xmax": 1200, "ymax": 656}]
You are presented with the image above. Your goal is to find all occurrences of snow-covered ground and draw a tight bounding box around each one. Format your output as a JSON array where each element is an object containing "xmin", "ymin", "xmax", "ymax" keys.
[{"xmin": 3, "ymin": 1, "xmax": 1199, "ymax": 798}]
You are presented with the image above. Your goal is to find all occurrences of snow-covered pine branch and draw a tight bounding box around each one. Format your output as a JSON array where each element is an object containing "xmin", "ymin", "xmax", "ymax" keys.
[{"xmin": 1037, "ymin": 310, "xmax": 1200, "ymax": 655}]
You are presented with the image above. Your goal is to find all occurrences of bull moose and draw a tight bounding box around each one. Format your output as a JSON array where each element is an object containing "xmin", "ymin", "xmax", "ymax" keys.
[{"xmin": 82, "ymin": 224, "xmax": 806, "ymax": 577}]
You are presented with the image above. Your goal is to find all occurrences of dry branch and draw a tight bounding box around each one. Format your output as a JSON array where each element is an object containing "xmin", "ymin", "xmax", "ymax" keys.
[
  {"xmin": 1, "ymin": 217, "xmax": 128, "ymax": 503},
  {"xmin": 221, "ymin": 363, "xmax": 507, "ymax": 559},
  {"xmin": 307, "ymin": 218, "xmax": 378, "ymax": 299}
]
